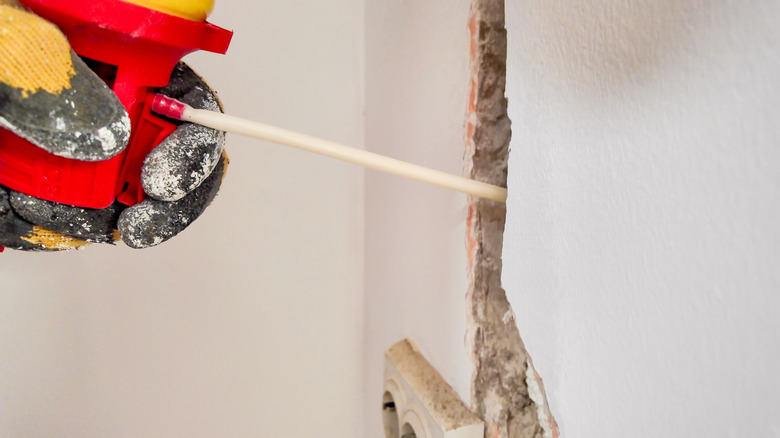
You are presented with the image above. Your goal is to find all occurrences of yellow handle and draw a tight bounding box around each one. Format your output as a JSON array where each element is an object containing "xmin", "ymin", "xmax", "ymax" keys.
[{"xmin": 123, "ymin": 0, "xmax": 214, "ymax": 21}]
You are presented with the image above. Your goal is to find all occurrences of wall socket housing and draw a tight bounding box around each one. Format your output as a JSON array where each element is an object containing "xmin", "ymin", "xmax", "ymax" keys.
[{"xmin": 383, "ymin": 339, "xmax": 483, "ymax": 438}]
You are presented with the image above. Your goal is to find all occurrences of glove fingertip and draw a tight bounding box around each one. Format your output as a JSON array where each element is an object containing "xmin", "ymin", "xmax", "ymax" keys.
[
  {"xmin": 120, "ymin": 154, "xmax": 225, "ymax": 249},
  {"xmin": 141, "ymin": 123, "xmax": 224, "ymax": 201}
]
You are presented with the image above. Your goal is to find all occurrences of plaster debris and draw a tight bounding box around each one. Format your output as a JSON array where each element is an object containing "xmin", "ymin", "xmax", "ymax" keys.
[
  {"xmin": 502, "ymin": 309, "xmax": 514, "ymax": 325},
  {"xmin": 525, "ymin": 361, "xmax": 555, "ymax": 438},
  {"xmin": 464, "ymin": 1, "xmax": 557, "ymax": 437}
]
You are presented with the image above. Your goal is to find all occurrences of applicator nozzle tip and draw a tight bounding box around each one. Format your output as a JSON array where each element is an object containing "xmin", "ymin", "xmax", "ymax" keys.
[{"xmin": 151, "ymin": 94, "xmax": 186, "ymax": 120}]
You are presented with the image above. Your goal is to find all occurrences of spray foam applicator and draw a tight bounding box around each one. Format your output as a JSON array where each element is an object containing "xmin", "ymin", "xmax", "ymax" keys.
[{"xmin": 151, "ymin": 95, "xmax": 508, "ymax": 203}]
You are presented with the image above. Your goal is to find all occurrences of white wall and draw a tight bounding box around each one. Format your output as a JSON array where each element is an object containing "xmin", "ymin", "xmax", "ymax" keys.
[
  {"xmin": 0, "ymin": 1, "xmax": 365, "ymax": 437},
  {"xmin": 364, "ymin": 0, "xmax": 474, "ymax": 435},
  {"xmin": 504, "ymin": 1, "xmax": 780, "ymax": 436}
]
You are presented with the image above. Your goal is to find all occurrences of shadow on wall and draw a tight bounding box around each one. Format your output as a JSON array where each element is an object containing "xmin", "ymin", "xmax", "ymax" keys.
[{"xmin": 517, "ymin": 0, "xmax": 721, "ymax": 96}]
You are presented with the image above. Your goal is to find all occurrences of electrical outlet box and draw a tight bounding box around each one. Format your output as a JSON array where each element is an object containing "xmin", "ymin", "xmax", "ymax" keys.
[{"xmin": 383, "ymin": 339, "xmax": 484, "ymax": 438}]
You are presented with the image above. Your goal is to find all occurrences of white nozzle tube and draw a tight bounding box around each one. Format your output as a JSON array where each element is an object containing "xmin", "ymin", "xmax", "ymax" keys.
[{"xmin": 152, "ymin": 95, "xmax": 508, "ymax": 202}]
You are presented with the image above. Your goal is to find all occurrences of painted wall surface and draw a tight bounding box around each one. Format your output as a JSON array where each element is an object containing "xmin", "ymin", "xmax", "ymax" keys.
[
  {"xmin": 503, "ymin": 1, "xmax": 780, "ymax": 436},
  {"xmin": 0, "ymin": 1, "xmax": 365, "ymax": 437},
  {"xmin": 364, "ymin": 0, "xmax": 474, "ymax": 435}
]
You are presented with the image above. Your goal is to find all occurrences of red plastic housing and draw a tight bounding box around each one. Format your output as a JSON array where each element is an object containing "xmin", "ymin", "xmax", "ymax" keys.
[{"xmin": 0, "ymin": 0, "xmax": 232, "ymax": 210}]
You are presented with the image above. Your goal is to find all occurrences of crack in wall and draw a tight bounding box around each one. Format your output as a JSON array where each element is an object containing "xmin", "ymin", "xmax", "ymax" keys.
[{"xmin": 464, "ymin": 1, "xmax": 557, "ymax": 437}]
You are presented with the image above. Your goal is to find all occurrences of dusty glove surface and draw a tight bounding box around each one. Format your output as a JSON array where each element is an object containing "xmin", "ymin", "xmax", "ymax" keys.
[
  {"xmin": 0, "ymin": 186, "xmax": 93, "ymax": 250},
  {"xmin": 118, "ymin": 152, "xmax": 226, "ymax": 248},
  {"xmin": 0, "ymin": 3, "xmax": 128, "ymax": 250},
  {"xmin": 0, "ymin": 5, "xmax": 227, "ymax": 251},
  {"xmin": 0, "ymin": 3, "xmax": 130, "ymax": 160},
  {"xmin": 118, "ymin": 62, "xmax": 227, "ymax": 249}
]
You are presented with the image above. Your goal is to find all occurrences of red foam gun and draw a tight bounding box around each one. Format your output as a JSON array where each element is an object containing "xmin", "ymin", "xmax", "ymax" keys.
[{"xmin": 0, "ymin": 0, "xmax": 232, "ymax": 210}]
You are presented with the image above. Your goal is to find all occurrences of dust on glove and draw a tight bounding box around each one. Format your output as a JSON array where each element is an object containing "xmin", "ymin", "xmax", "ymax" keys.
[
  {"xmin": 0, "ymin": 2, "xmax": 129, "ymax": 250},
  {"xmin": 0, "ymin": 2, "xmax": 130, "ymax": 161},
  {"xmin": 0, "ymin": 4, "xmax": 227, "ymax": 251},
  {"xmin": 118, "ymin": 63, "xmax": 228, "ymax": 249}
]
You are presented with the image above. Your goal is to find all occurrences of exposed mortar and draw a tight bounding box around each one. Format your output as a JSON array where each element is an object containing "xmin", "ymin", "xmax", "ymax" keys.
[{"xmin": 464, "ymin": 1, "xmax": 557, "ymax": 437}]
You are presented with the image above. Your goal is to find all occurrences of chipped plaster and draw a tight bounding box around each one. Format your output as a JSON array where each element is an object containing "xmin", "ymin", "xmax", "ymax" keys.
[{"xmin": 464, "ymin": 1, "xmax": 556, "ymax": 437}]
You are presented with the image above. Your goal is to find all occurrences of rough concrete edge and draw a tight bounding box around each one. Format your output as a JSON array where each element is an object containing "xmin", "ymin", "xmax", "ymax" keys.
[
  {"xmin": 386, "ymin": 339, "xmax": 483, "ymax": 431},
  {"xmin": 463, "ymin": 1, "xmax": 558, "ymax": 437}
]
